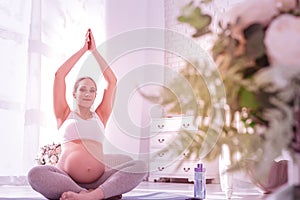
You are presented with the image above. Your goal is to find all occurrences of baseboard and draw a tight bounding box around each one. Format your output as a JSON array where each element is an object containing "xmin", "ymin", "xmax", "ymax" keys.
[{"xmin": 0, "ymin": 176, "xmax": 28, "ymax": 185}]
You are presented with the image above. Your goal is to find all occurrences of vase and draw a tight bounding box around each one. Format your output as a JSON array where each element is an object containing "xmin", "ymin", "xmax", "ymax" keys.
[
  {"xmin": 288, "ymin": 152, "xmax": 300, "ymax": 185},
  {"xmin": 219, "ymin": 146, "xmax": 289, "ymax": 196},
  {"xmin": 265, "ymin": 153, "xmax": 300, "ymax": 200},
  {"xmin": 219, "ymin": 144, "xmax": 233, "ymax": 199},
  {"xmin": 250, "ymin": 160, "xmax": 288, "ymax": 194}
]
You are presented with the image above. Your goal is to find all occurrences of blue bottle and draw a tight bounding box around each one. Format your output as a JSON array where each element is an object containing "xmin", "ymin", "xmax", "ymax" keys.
[{"xmin": 194, "ymin": 163, "xmax": 206, "ymax": 199}]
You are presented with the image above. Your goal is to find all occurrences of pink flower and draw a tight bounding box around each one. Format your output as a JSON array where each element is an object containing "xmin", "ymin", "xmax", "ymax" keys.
[
  {"xmin": 227, "ymin": 0, "xmax": 279, "ymax": 41},
  {"xmin": 50, "ymin": 155, "xmax": 58, "ymax": 164},
  {"xmin": 264, "ymin": 14, "xmax": 300, "ymax": 79}
]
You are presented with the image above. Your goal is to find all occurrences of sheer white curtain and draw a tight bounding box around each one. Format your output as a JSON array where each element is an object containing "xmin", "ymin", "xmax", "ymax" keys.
[{"xmin": 0, "ymin": 0, "xmax": 105, "ymax": 184}]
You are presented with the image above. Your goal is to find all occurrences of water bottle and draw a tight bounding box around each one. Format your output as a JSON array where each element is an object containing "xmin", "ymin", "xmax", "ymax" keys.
[{"xmin": 194, "ymin": 163, "xmax": 206, "ymax": 199}]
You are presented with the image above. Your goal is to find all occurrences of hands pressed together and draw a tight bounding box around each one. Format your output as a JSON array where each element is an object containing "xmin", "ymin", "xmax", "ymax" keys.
[{"xmin": 84, "ymin": 29, "xmax": 96, "ymax": 52}]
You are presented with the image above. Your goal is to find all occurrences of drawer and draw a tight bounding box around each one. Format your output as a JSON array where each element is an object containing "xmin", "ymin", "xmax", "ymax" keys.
[
  {"xmin": 149, "ymin": 159, "xmax": 219, "ymax": 180},
  {"xmin": 149, "ymin": 148, "xmax": 197, "ymax": 162},
  {"xmin": 149, "ymin": 160, "xmax": 198, "ymax": 176},
  {"xmin": 150, "ymin": 116, "xmax": 198, "ymax": 133},
  {"xmin": 149, "ymin": 132, "xmax": 178, "ymax": 148},
  {"xmin": 149, "ymin": 131, "xmax": 198, "ymax": 152}
]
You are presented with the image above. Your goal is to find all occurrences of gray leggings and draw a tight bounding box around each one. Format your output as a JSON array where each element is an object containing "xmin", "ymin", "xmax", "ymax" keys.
[{"xmin": 28, "ymin": 154, "xmax": 147, "ymax": 199}]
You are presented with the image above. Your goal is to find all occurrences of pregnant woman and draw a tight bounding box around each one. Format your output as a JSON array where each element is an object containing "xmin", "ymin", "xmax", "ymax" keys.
[{"xmin": 28, "ymin": 29, "xmax": 146, "ymax": 200}]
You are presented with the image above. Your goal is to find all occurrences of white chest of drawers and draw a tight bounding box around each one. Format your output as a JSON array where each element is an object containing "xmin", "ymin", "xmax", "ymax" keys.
[
  {"xmin": 148, "ymin": 115, "xmax": 218, "ymax": 182},
  {"xmin": 148, "ymin": 115, "xmax": 197, "ymax": 182}
]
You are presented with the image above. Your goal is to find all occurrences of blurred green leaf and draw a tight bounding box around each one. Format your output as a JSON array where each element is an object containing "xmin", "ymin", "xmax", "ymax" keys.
[
  {"xmin": 178, "ymin": 5, "xmax": 212, "ymax": 37},
  {"xmin": 239, "ymin": 87, "xmax": 259, "ymax": 109}
]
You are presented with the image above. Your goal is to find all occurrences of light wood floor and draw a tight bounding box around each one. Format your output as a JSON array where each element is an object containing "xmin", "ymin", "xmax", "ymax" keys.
[{"xmin": 0, "ymin": 181, "xmax": 266, "ymax": 199}]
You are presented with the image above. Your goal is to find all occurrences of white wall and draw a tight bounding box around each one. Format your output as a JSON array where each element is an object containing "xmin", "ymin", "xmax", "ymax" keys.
[{"xmin": 102, "ymin": 0, "xmax": 165, "ymax": 159}]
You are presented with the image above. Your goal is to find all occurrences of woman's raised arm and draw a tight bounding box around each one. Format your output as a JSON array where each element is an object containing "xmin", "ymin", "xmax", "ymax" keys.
[
  {"xmin": 53, "ymin": 31, "xmax": 89, "ymax": 128},
  {"xmin": 88, "ymin": 30, "xmax": 117, "ymax": 127}
]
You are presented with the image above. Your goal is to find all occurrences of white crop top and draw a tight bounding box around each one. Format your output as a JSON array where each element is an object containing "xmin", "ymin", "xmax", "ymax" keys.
[{"xmin": 59, "ymin": 111, "xmax": 105, "ymax": 144}]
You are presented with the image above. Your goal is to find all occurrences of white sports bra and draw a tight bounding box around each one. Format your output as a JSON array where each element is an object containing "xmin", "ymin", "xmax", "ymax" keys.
[{"xmin": 59, "ymin": 111, "xmax": 105, "ymax": 144}]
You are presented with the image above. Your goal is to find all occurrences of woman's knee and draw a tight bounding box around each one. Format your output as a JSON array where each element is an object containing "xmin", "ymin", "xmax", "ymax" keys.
[
  {"xmin": 27, "ymin": 166, "xmax": 44, "ymax": 185},
  {"xmin": 129, "ymin": 160, "xmax": 148, "ymax": 178},
  {"xmin": 127, "ymin": 160, "xmax": 148, "ymax": 185},
  {"xmin": 135, "ymin": 160, "xmax": 147, "ymax": 173},
  {"xmin": 27, "ymin": 165, "xmax": 64, "ymax": 199},
  {"xmin": 27, "ymin": 165, "xmax": 56, "ymax": 189}
]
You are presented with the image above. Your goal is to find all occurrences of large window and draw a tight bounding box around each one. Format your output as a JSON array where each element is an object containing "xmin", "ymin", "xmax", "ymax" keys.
[{"xmin": 0, "ymin": 0, "xmax": 105, "ymax": 180}]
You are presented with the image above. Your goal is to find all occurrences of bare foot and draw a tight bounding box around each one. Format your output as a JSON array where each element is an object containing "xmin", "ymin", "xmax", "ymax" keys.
[{"xmin": 60, "ymin": 188, "xmax": 104, "ymax": 200}]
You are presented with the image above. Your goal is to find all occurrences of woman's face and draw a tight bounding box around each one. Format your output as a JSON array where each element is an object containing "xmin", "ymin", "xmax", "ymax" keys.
[{"xmin": 73, "ymin": 78, "xmax": 97, "ymax": 108}]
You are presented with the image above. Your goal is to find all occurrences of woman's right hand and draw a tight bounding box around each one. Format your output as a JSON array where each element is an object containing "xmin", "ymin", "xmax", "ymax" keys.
[{"xmin": 87, "ymin": 29, "xmax": 96, "ymax": 51}]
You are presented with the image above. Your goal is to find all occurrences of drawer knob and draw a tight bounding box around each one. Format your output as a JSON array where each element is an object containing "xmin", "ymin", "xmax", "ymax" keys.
[
  {"xmin": 183, "ymin": 167, "xmax": 190, "ymax": 172},
  {"xmin": 157, "ymin": 124, "xmax": 165, "ymax": 129},
  {"xmin": 159, "ymin": 152, "xmax": 165, "ymax": 157},
  {"xmin": 182, "ymin": 123, "xmax": 190, "ymax": 128},
  {"xmin": 158, "ymin": 138, "xmax": 165, "ymax": 143},
  {"xmin": 158, "ymin": 167, "xmax": 165, "ymax": 171}
]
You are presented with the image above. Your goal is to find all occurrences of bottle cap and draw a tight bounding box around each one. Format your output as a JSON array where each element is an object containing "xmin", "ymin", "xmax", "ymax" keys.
[{"xmin": 194, "ymin": 163, "xmax": 206, "ymax": 172}]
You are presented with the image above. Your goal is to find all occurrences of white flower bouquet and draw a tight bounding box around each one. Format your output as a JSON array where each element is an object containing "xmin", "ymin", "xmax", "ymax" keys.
[{"xmin": 36, "ymin": 143, "xmax": 61, "ymax": 165}]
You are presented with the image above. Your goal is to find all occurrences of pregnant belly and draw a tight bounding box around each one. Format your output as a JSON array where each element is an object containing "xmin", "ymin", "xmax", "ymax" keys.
[{"xmin": 57, "ymin": 140, "xmax": 105, "ymax": 183}]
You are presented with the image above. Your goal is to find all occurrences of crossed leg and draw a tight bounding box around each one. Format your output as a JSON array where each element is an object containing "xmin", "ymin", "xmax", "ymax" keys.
[{"xmin": 28, "ymin": 154, "xmax": 147, "ymax": 200}]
